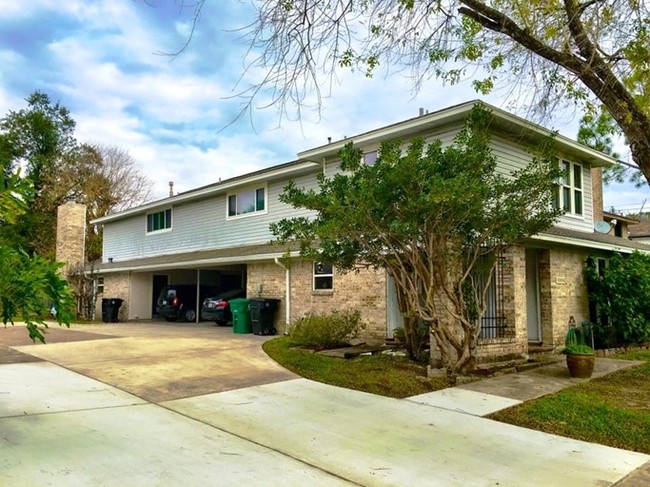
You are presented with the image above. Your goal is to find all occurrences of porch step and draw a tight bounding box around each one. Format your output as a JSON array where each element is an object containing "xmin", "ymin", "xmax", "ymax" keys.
[{"xmin": 528, "ymin": 344, "xmax": 556, "ymax": 356}]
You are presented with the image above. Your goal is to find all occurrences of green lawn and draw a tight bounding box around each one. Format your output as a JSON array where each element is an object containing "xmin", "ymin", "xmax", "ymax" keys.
[
  {"xmin": 263, "ymin": 336, "xmax": 447, "ymax": 398},
  {"xmin": 489, "ymin": 350, "xmax": 650, "ymax": 454}
]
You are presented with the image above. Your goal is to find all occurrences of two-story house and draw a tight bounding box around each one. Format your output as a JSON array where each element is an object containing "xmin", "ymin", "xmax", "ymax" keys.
[{"xmin": 88, "ymin": 100, "xmax": 649, "ymax": 364}]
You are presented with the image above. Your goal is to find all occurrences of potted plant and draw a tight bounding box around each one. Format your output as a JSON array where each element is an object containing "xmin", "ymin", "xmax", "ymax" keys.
[{"xmin": 562, "ymin": 318, "xmax": 596, "ymax": 378}]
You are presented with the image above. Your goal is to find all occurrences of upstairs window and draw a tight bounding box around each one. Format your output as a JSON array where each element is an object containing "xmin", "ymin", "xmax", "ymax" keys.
[
  {"xmin": 313, "ymin": 262, "xmax": 333, "ymax": 290},
  {"xmin": 147, "ymin": 209, "xmax": 172, "ymax": 233},
  {"xmin": 227, "ymin": 187, "xmax": 266, "ymax": 218},
  {"xmin": 363, "ymin": 150, "xmax": 378, "ymax": 166},
  {"xmin": 553, "ymin": 160, "xmax": 583, "ymax": 216}
]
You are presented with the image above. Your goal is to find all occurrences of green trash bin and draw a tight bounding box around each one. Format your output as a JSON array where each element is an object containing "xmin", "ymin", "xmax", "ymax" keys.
[{"xmin": 230, "ymin": 298, "xmax": 252, "ymax": 334}]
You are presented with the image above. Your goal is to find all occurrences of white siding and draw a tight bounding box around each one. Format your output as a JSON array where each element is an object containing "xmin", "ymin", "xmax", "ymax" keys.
[
  {"xmin": 489, "ymin": 135, "xmax": 594, "ymax": 233},
  {"xmin": 102, "ymin": 126, "xmax": 597, "ymax": 262},
  {"xmin": 103, "ymin": 172, "xmax": 320, "ymax": 262}
]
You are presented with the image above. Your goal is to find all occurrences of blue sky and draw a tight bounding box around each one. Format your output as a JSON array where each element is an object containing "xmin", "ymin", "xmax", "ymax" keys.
[{"xmin": 1, "ymin": 0, "xmax": 647, "ymax": 212}]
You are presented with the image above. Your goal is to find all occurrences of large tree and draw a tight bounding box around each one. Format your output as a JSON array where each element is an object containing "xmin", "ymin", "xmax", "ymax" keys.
[
  {"xmin": 0, "ymin": 92, "xmax": 152, "ymax": 259},
  {"xmin": 0, "ymin": 91, "xmax": 77, "ymax": 255},
  {"xmin": 272, "ymin": 106, "xmax": 562, "ymax": 376},
  {"xmin": 0, "ymin": 169, "xmax": 74, "ymax": 343},
  {"xmin": 185, "ymin": 1, "xmax": 650, "ymax": 184},
  {"xmin": 46, "ymin": 143, "xmax": 152, "ymax": 263}
]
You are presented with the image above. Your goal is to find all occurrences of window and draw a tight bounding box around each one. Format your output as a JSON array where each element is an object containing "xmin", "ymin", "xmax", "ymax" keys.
[
  {"xmin": 313, "ymin": 262, "xmax": 333, "ymax": 290},
  {"xmin": 478, "ymin": 253, "xmax": 507, "ymax": 339},
  {"xmin": 147, "ymin": 209, "xmax": 172, "ymax": 233},
  {"xmin": 553, "ymin": 160, "xmax": 583, "ymax": 216},
  {"xmin": 363, "ymin": 150, "xmax": 378, "ymax": 166},
  {"xmin": 227, "ymin": 187, "xmax": 266, "ymax": 218},
  {"xmin": 95, "ymin": 276, "xmax": 104, "ymax": 295}
]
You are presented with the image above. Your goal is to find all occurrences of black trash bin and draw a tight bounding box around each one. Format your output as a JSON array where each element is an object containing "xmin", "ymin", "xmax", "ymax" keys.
[
  {"xmin": 249, "ymin": 298, "xmax": 280, "ymax": 335},
  {"xmin": 102, "ymin": 298, "xmax": 124, "ymax": 323}
]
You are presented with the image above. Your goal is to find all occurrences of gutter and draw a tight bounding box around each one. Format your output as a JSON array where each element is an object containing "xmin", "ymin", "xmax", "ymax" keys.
[
  {"xmin": 532, "ymin": 233, "xmax": 650, "ymax": 254},
  {"xmin": 87, "ymin": 251, "xmax": 301, "ymax": 275}
]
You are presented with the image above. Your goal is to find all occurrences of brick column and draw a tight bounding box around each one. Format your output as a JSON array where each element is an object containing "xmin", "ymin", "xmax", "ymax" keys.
[{"xmin": 591, "ymin": 167, "xmax": 604, "ymax": 222}]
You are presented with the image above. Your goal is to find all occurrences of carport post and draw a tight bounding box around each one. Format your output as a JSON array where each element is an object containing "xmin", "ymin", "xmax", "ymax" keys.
[{"xmin": 196, "ymin": 269, "xmax": 200, "ymax": 323}]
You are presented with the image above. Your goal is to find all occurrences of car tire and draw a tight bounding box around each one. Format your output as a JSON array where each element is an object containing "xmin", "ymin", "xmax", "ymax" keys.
[
  {"xmin": 183, "ymin": 309, "xmax": 196, "ymax": 322},
  {"xmin": 214, "ymin": 319, "xmax": 227, "ymax": 326}
]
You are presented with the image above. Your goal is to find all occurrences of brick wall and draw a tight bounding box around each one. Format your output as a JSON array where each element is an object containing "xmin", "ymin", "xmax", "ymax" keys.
[
  {"xmin": 247, "ymin": 260, "xmax": 388, "ymax": 336},
  {"xmin": 56, "ymin": 203, "xmax": 86, "ymax": 276},
  {"xmin": 246, "ymin": 262, "xmax": 287, "ymax": 333},
  {"xmin": 476, "ymin": 245, "xmax": 528, "ymax": 362},
  {"xmin": 538, "ymin": 249, "xmax": 554, "ymax": 344},
  {"xmin": 591, "ymin": 167, "xmax": 604, "ymax": 223},
  {"xmin": 96, "ymin": 272, "xmax": 130, "ymax": 321},
  {"xmin": 546, "ymin": 248, "xmax": 590, "ymax": 347}
]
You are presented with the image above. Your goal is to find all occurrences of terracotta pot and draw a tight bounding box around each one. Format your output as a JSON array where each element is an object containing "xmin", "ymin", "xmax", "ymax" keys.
[{"xmin": 566, "ymin": 353, "xmax": 595, "ymax": 378}]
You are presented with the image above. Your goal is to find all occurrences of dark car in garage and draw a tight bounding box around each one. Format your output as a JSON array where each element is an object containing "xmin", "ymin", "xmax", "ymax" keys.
[
  {"xmin": 201, "ymin": 289, "xmax": 246, "ymax": 325},
  {"xmin": 157, "ymin": 284, "xmax": 219, "ymax": 322}
]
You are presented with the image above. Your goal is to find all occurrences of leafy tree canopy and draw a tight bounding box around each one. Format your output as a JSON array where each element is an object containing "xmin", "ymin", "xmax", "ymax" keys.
[
  {"xmin": 272, "ymin": 105, "xmax": 563, "ymax": 374},
  {"xmin": 0, "ymin": 170, "xmax": 74, "ymax": 343},
  {"xmin": 0, "ymin": 92, "xmax": 151, "ymax": 258},
  {"xmin": 185, "ymin": 1, "xmax": 650, "ymax": 185}
]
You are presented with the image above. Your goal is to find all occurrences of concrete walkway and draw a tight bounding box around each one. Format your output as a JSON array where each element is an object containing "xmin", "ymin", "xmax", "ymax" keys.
[{"xmin": 1, "ymin": 323, "xmax": 648, "ymax": 486}]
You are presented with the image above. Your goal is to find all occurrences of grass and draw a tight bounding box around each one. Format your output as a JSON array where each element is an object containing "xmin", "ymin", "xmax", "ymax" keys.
[
  {"xmin": 263, "ymin": 336, "xmax": 448, "ymax": 398},
  {"xmin": 489, "ymin": 350, "xmax": 650, "ymax": 454}
]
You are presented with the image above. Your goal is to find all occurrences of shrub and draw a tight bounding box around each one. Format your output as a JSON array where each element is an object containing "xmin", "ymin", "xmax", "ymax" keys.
[
  {"xmin": 586, "ymin": 252, "xmax": 650, "ymax": 347},
  {"xmin": 289, "ymin": 310, "xmax": 364, "ymax": 350}
]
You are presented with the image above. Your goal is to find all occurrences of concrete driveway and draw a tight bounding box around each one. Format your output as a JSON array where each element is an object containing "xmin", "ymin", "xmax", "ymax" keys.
[
  {"xmin": 1, "ymin": 322, "xmax": 648, "ymax": 486},
  {"xmin": 5, "ymin": 322, "xmax": 297, "ymax": 401}
]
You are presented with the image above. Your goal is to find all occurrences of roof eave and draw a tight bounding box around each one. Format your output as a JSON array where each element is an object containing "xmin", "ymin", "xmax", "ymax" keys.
[
  {"xmin": 298, "ymin": 100, "xmax": 616, "ymax": 168},
  {"xmin": 91, "ymin": 161, "xmax": 319, "ymax": 225}
]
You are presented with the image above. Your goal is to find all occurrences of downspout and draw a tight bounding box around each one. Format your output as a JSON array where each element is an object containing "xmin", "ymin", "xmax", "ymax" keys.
[{"xmin": 274, "ymin": 257, "xmax": 291, "ymax": 329}]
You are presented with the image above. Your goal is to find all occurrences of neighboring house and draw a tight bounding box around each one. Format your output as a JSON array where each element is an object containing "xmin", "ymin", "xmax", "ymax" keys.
[
  {"xmin": 600, "ymin": 211, "xmax": 638, "ymax": 239},
  {"xmin": 629, "ymin": 218, "xmax": 650, "ymax": 244},
  {"xmin": 85, "ymin": 100, "xmax": 650, "ymax": 364}
]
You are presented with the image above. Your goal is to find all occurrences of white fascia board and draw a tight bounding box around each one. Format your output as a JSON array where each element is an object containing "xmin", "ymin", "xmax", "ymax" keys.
[
  {"xmin": 91, "ymin": 162, "xmax": 319, "ymax": 225},
  {"xmin": 298, "ymin": 100, "xmax": 616, "ymax": 168},
  {"xmin": 532, "ymin": 233, "xmax": 649, "ymax": 254},
  {"xmin": 298, "ymin": 101, "xmax": 477, "ymax": 161},
  {"xmin": 88, "ymin": 251, "xmax": 302, "ymax": 275}
]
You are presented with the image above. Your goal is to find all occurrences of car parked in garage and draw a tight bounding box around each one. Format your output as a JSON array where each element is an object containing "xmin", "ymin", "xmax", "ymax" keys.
[
  {"xmin": 201, "ymin": 289, "xmax": 246, "ymax": 325},
  {"xmin": 157, "ymin": 284, "xmax": 219, "ymax": 322}
]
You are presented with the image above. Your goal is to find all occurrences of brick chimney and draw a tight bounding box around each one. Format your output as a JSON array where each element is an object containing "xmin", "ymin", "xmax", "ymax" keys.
[{"xmin": 56, "ymin": 202, "xmax": 86, "ymax": 276}]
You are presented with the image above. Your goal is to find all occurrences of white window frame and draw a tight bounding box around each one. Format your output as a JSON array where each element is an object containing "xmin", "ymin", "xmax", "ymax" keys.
[
  {"xmin": 146, "ymin": 208, "xmax": 172, "ymax": 234},
  {"xmin": 313, "ymin": 262, "xmax": 334, "ymax": 291},
  {"xmin": 555, "ymin": 160, "xmax": 583, "ymax": 217},
  {"xmin": 226, "ymin": 185, "xmax": 268, "ymax": 220}
]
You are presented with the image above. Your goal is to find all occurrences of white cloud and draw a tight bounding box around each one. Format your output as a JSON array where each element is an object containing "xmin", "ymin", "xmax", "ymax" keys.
[{"xmin": 2, "ymin": 0, "xmax": 648, "ymax": 214}]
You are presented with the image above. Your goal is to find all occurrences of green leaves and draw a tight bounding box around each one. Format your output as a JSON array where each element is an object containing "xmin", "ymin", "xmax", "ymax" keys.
[
  {"xmin": 0, "ymin": 247, "xmax": 74, "ymax": 343},
  {"xmin": 586, "ymin": 252, "xmax": 650, "ymax": 346},
  {"xmin": 271, "ymin": 104, "xmax": 562, "ymax": 370}
]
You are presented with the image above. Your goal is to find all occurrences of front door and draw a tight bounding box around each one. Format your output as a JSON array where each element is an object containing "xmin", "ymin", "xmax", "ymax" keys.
[
  {"xmin": 152, "ymin": 274, "xmax": 169, "ymax": 317},
  {"xmin": 525, "ymin": 249, "xmax": 541, "ymax": 342}
]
